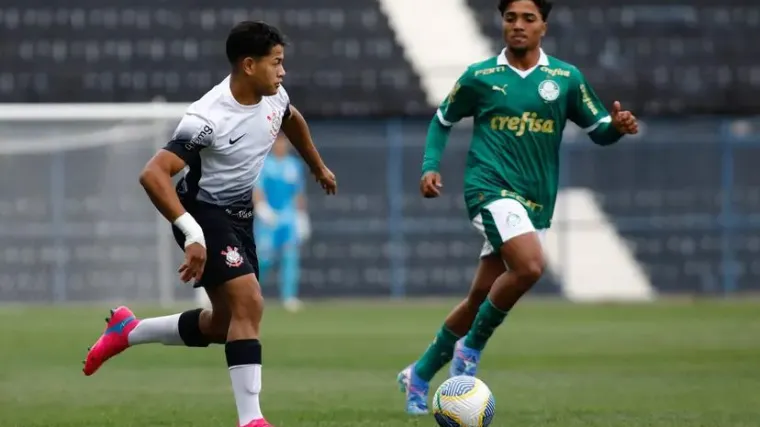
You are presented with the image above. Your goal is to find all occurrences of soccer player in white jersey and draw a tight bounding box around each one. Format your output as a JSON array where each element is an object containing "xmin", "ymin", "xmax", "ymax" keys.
[{"xmin": 82, "ymin": 21, "xmax": 337, "ymax": 427}]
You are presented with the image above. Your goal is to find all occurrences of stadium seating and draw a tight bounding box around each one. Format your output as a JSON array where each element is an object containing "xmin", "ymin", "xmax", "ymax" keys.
[
  {"xmin": 4, "ymin": 1, "xmax": 758, "ymax": 117},
  {"xmin": 0, "ymin": 1, "xmax": 430, "ymax": 116},
  {"xmin": 465, "ymin": 1, "xmax": 760, "ymax": 116},
  {"xmin": 563, "ymin": 119, "xmax": 760, "ymax": 294}
]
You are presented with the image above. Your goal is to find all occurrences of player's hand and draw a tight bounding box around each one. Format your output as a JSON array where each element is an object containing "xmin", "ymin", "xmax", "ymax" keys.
[
  {"xmin": 314, "ymin": 166, "xmax": 337, "ymax": 195},
  {"xmin": 420, "ymin": 171, "xmax": 443, "ymax": 198},
  {"xmin": 178, "ymin": 242, "xmax": 206, "ymax": 284},
  {"xmin": 610, "ymin": 101, "xmax": 639, "ymax": 135}
]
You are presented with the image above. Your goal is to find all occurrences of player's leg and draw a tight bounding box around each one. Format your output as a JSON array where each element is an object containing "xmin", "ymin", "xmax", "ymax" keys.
[
  {"xmin": 447, "ymin": 253, "xmax": 506, "ymax": 377},
  {"xmin": 444, "ymin": 254, "xmax": 505, "ymax": 337},
  {"xmin": 279, "ymin": 222, "xmax": 302, "ymax": 311},
  {"xmin": 129, "ymin": 285, "xmax": 230, "ymax": 345},
  {"xmin": 220, "ymin": 221, "xmax": 272, "ymax": 427},
  {"xmin": 83, "ymin": 225, "xmax": 232, "ymax": 376},
  {"xmin": 397, "ymin": 254, "xmax": 505, "ymax": 415},
  {"xmin": 221, "ymin": 272, "xmax": 268, "ymax": 427},
  {"xmin": 83, "ymin": 297, "xmax": 227, "ymax": 377},
  {"xmin": 453, "ymin": 198, "xmax": 546, "ymax": 377}
]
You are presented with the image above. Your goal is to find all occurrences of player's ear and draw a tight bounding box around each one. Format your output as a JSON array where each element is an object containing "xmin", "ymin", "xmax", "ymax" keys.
[
  {"xmin": 241, "ymin": 57, "xmax": 256, "ymax": 76},
  {"xmin": 541, "ymin": 22, "xmax": 547, "ymax": 37}
]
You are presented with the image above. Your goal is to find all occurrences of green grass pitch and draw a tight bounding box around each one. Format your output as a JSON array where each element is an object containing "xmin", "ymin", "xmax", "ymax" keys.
[{"xmin": 1, "ymin": 299, "xmax": 759, "ymax": 426}]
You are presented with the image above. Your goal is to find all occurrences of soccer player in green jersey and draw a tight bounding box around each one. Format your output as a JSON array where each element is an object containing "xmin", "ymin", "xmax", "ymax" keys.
[{"xmin": 397, "ymin": 0, "xmax": 639, "ymax": 415}]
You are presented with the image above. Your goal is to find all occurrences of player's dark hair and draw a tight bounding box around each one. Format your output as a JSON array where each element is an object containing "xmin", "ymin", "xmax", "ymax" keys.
[
  {"xmin": 498, "ymin": 0, "xmax": 553, "ymax": 21},
  {"xmin": 225, "ymin": 21, "xmax": 287, "ymax": 65}
]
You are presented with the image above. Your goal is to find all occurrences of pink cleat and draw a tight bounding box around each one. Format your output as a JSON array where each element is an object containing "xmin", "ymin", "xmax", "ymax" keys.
[
  {"xmin": 82, "ymin": 306, "xmax": 140, "ymax": 376},
  {"xmin": 240, "ymin": 419, "xmax": 274, "ymax": 427}
]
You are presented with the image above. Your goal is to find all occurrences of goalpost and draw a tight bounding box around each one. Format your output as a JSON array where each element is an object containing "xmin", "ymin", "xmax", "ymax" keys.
[{"xmin": 0, "ymin": 102, "xmax": 210, "ymax": 308}]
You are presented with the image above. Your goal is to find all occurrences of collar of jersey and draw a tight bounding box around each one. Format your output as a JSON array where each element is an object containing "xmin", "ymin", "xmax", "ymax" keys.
[
  {"xmin": 223, "ymin": 75, "xmax": 263, "ymax": 111},
  {"xmin": 497, "ymin": 48, "xmax": 549, "ymax": 78}
]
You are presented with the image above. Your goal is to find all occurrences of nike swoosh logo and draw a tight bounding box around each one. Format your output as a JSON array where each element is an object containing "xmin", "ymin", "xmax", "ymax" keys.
[{"xmin": 229, "ymin": 134, "xmax": 246, "ymax": 145}]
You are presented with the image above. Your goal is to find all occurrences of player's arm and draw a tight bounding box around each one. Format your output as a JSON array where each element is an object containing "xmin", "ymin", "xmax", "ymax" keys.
[
  {"xmin": 139, "ymin": 150, "xmax": 187, "ymax": 222},
  {"xmin": 421, "ymin": 69, "xmax": 478, "ymax": 197},
  {"xmin": 281, "ymin": 104, "xmax": 337, "ymax": 194},
  {"xmin": 281, "ymin": 105, "xmax": 326, "ymax": 174},
  {"xmin": 567, "ymin": 69, "xmax": 631, "ymax": 146},
  {"xmin": 139, "ymin": 114, "xmax": 213, "ymax": 247}
]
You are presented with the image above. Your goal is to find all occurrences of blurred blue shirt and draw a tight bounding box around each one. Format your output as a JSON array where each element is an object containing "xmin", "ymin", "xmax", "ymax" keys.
[{"xmin": 257, "ymin": 154, "xmax": 303, "ymax": 223}]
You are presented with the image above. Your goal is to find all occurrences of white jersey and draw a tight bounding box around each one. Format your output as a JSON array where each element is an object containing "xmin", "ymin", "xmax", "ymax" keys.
[{"xmin": 165, "ymin": 75, "xmax": 290, "ymax": 208}]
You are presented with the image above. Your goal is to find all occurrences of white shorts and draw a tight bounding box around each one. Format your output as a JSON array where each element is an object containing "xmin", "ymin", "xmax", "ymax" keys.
[{"xmin": 471, "ymin": 198, "xmax": 546, "ymax": 258}]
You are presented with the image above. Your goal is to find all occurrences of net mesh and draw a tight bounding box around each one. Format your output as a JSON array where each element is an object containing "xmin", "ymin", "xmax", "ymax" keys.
[{"xmin": 0, "ymin": 117, "xmax": 192, "ymax": 304}]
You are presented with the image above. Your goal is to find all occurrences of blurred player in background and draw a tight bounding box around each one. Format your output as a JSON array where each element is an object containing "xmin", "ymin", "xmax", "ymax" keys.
[
  {"xmin": 397, "ymin": 0, "xmax": 639, "ymax": 414},
  {"xmin": 82, "ymin": 21, "xmax": 336, "ymax": 427},
  {"xmin": 254, "ymin": 133, "xmax": 311, "ymax": 312}
]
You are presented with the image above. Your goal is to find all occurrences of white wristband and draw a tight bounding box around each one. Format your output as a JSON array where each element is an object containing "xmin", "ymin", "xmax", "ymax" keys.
[{"xmin": 173, "ymin": 212, "xmax": 206, "ymax": 248}]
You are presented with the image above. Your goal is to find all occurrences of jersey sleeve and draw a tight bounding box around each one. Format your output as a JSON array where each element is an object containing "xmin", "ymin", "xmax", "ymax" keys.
[
  {"xmin": 567, "ymin": 68, "xmax": 611, "ymax": 133},
  {"xmin": 275, "ymin": 85, "xmax": 292, "ymax": 120},
  {"xmin": 436, "ymin": 68, "xmax": 479, "ymax": 127},
  {"xmin": 163, "ymin": 113, "xmax": 215, "ymax": 164}
]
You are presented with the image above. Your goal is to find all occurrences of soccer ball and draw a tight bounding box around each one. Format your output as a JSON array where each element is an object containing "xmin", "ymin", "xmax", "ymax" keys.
[{"xmin": 432, "ymin": 376, "xmax": 496, "ymax": 427}]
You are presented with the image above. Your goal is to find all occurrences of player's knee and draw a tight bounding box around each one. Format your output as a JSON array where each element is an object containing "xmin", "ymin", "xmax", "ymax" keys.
[
  {"xmin": 226, "ymin": 276, "xmax": 265, "ymax": 322},
  {"xmin": 236, "ymin": 291, "xmax": 264, "ymax": 320},
  {"xmin": 230, "ymin": 293, "xmax": 264, "ymax": 321},
  {"xmin": 513, "ymin": 256, "xmax": 545, "ymax": 287},
  {"xmin": 499, "ymin": 233, "xmax": 545, "ymax": 287}
]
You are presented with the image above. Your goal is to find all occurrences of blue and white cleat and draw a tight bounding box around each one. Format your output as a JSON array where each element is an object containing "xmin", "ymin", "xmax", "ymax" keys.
[
  {"xmin": 449, "ymin": 339, "xmax": 481, "ymax": 377},
  {"xmin": 396, "ymin": 363, "xmax": 429, "ymax": 415}
]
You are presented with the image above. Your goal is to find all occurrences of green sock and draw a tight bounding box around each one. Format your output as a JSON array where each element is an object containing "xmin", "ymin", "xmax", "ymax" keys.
[
  {"xmin": 463, "ymin": 299, "xmax": 509, "ymax": 351},
  {"xmin": 414, "ymin": 326, "xmax": 461, "ymax": 382}
]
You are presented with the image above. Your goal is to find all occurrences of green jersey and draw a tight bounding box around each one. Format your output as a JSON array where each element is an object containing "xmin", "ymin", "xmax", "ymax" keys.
[{"xmin": 426, "ymin": 50, "xmax": 623, "ymax": 229}]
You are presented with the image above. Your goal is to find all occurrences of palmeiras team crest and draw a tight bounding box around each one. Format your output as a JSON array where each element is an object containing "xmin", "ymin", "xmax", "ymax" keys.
[
  {"xmin": 506, "ymin": 212, "xmax": 522, "ymax": 227},
  {"xmin": 222, "ymin": 246, "xmax": 243, "ymax": 267},
  {"xmin": 538, "ymin": 80, "xmax": 560, "ymax": 102}
]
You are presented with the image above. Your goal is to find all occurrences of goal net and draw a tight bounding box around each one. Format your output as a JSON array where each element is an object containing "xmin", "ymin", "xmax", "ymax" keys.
[{"xmin": 0, "ymin": 102, "xmax": 203, "ymax": 307}]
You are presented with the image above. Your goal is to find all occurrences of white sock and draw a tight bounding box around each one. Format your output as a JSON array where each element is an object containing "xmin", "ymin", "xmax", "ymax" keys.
[
  {"xmin": 229, "ymin": 364, "xmax": 263, "ymax": 425},
  {"xmin": 127, "ymin": 314, "xmax": 184, "ymax": 346}
]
